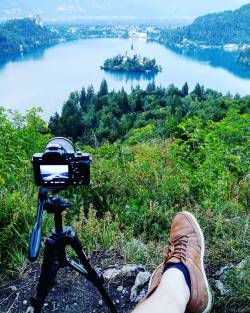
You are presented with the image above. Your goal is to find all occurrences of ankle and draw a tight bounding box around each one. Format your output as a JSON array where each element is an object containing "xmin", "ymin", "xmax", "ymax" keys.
[
  {"xmin": 162, "ymin": 268, "xmax": 190, "ymax": 305},
  {"xmin": 164, "ymin": 262, "xmax": 191, "ymax": 294}
]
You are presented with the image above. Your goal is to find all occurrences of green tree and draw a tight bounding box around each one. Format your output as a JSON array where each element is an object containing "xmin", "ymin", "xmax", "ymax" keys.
[
  {"xmin": 48, "ymin": 112, "xmax": 61, "ymax": 136},
  {"xmin": 135, "ymin": 93, "xmax": 143, "ymax": 112},
  {"xmin": 98, "ymin": 79, "xmax": 109, "ymax": 97},
  {"xmin": 118, "ymin": 88, "xmax": 129, "ymax": 113},
  {"xmin": 60, "ymin": 92, "xmax": 84, "ymax": 139},
  {"xmin": 87, "ymin": 85, "xmax": 95, "ymax": 103},
  {"xmin": 146, "ymin": 81, "xmax": 156, "ymax": 93},
  {"xmin": 80, "ymin": 87, "xmax": 87, "ymax": 111},
  {"xmin": 192, "ymin": 83, "xmax": 205, "ymax": 101},
  {"xmin": 181, "ymin": 82, "xmax": 189, "ymax": 97},
  {"xmin": 167, "ymin": 84, "xmax": 180, "ymax": 97}
]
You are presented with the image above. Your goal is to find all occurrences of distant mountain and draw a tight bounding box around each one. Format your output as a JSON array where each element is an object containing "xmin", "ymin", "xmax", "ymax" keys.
[
  {"xmin": 0, "ymin": 16, "xmax": 59, "ymax": 57},
  {"xmin": 157, "ymin": 3, "xmax": 250, "ymax": 46}
]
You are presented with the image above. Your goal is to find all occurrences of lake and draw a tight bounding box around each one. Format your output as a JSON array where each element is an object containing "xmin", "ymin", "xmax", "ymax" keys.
[{"xmin": 0, "ymin": 38, "xmax": 250, "ymax": 119}]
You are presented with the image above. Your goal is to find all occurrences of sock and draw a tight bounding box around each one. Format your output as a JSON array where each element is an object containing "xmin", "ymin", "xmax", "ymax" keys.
[{"xmin": 163, "ymin": 262, "xmax": 191, "ymax": 294}]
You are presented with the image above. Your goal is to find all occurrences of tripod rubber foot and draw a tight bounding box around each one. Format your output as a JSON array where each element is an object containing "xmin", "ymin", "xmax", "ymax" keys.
[{"xmin": 30, "ymin": 297, "xmax": 42, "ymax": 313}]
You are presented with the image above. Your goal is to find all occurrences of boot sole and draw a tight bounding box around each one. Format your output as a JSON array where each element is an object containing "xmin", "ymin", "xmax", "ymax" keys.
[{"xmin": 183, "ymin": 211, "xmax": 213, "ymax": 313}]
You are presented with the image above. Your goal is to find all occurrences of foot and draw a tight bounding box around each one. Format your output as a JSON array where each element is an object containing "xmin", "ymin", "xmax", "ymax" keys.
[{"xmin": 144, "ymin": 212, "xmax": 212, "ymax": 313}]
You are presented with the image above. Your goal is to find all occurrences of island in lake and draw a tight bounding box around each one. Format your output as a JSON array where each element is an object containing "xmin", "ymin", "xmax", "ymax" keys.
[{"xmin": 101, "ymin": 44, "xmax": 162, "ymax": 73}]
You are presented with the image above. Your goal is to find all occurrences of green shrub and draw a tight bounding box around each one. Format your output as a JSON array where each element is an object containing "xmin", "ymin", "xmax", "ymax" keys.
[{"xmin": 0, "ymin": 106, "xmax": 249, "ymax": 311}]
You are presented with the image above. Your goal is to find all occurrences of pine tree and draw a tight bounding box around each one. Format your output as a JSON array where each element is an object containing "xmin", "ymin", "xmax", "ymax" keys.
[
  {"xmin": 167, "ymin": 84, "xmax": 180, "ymax": 97},
  {"xmin": 60, "ymin": 92, "xmax": 83, "ymax": 140},
  {"xmin": 193, "ymin": 83, "xmax": 205, "ymax": 101},
  {"xmin": 146, "ymin": 81, "xmax": 156, "ymax": 93},
  {"xmin": 135, "ymin": 94, "xmax": 143, "ymax": 112},
  {"xmin": 80, "ymin": 87, "xmax": 87, "ymax": 111},
  {"xmin": 118, "ymin": 88, "xmax": 129, "ymax": 113},
  {"xmin": 87, "ymin": 85, "xmax": 95, "ymax": 103},
  {"xmin": 98, "ymin": 79, "xmax": 108, "ymax": 97},
  {"xmin": 48, "ymin": 112, "xmax": 61, "ymax": 136},
  {"xmin": 181, "ymin": 82, "xmax": 189, "ymax": 97}
]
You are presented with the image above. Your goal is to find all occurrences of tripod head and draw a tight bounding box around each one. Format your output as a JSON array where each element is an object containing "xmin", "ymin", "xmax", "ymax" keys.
[{"xmin": 28, "ymin": 187, "xmax": 72, "ymax": 261}]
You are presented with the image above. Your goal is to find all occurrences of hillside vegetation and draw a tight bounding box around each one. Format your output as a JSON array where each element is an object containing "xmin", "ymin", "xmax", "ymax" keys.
[
  {"xmin": 0, "ymin": 82, "xmax": 250, "ymax": 311},
  {"xmin": 0, "ymin": 17, "xmax": 58, "ymax": 57},
  {"xmin": 156, "ymin": 4, "xmax": 250, "ymax": 46}
]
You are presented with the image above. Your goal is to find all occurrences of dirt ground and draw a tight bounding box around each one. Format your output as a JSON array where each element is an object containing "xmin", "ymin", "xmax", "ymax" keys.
[
  {"xmin": 0, "ymin": 255, "xmax": 138, "ymax": 313},
  {"xmin": 1, "ymin": 251, "xmax": 245, "ymax": 313}
]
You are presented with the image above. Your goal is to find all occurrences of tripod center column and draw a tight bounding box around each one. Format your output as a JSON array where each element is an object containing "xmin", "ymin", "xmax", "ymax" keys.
[{"xmin": 54, "ymin": 211, "xmax": 63, "ymax": 234}]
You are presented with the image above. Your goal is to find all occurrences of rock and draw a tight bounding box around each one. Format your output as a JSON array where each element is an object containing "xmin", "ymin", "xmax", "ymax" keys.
[
  {"xmin": 215, "ymin": 265, "xmax": 232, "ymax": 278},
  {"xmin": 130, "ymin": 271, "xmax": 151, "ymax": 302},
  {"xmin": 237, "ymin": 259, "xmax": 246, "ymax": 270},
  {"xmin": 9, "ymin": 285, "xmax": 17, "ymax": 291},
  {"xmin": 215, "ymin": 280, "xmax": 229, "ymax": 296},
  {"xmin": 103, "ymin": 264, "xmax": 145, "ymax": 281},
  {"xmin": 23, "ymin": 300, "xmax": 28, "ymax": 305},
  {"xmin": 98, "ymin": 300, "xmax": 103, "ymax": 306},
  {"xmin": 103, "ymin": 268, "xmax": 121, "ymax": 280},
  {"xmin": 117, "ymin": 286, "xmax": 123, "ymax": 292},
  {"xmin": 134, "ymin": 288, "xmax": 147, "ymax": 303},
  {"xmin": 120, "ymin": 264, "xmax": 145, "ymax": 278},
  {"xmin": 122, "ymin": 288, "xmax": 127, "ymax": 295}
]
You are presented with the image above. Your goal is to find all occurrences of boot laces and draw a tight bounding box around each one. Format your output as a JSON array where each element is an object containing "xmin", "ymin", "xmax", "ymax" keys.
[{"xmin": 164, "ymin": 235, "xmax": 188, "ymax": 262}]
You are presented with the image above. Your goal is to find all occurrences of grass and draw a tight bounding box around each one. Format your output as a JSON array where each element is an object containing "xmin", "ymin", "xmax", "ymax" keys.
[{"xmin": 0, "ymin": 108, "xmax": 249, "ymax": 312}]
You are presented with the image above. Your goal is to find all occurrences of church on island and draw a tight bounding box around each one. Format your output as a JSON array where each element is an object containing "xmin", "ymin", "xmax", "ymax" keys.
[
  {"xmin": 123, "ymin": 43, "xmax": 145, "ymax": 66},
  {"xmin": 124, "ymin": 43, "xmax": 136, "ymax": 60},
  {"xmin": 101, "ymin": 43, "xmax": 162, "ymax": 73}
]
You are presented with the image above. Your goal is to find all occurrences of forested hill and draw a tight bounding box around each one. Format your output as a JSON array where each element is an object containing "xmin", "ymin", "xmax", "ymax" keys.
[
  {"xmin": 1, "ymin": 81, "xmax": 250, "ymax": 311},
  {"xmin": 158, "ymin": 3, "xmax": 250, "ymax": 46},
  {"xmin": 0, "ymin": 16, "xmax": 59, "ymax": 57},
  {"xmin": 48, "ymin": 79, "xmax": 250, "ymax": 146}
]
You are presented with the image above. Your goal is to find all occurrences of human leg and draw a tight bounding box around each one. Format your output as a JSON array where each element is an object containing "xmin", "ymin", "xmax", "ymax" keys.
[
  {"xmin": 131, "ymin": 211, "xmax": 212, "ymax": 313},
  {"xmin": 132, "ymin": 268, "xmax": 190, "ymax": 313}
]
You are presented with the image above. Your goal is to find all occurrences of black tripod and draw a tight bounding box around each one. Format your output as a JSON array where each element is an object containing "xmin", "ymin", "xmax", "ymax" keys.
[{"xmin": 29, "ymin": 188, "xmax": 118, "ymax": 313}]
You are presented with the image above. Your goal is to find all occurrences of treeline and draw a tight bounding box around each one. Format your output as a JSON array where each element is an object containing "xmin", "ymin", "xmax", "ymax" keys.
[
  {"xmin": 49, "ymin": 79, "xmax": 250, "ymax": 146},
  {"xmin": 155, "ymin": 3, "xmax": 250, "ymax": 46},
  {"xmin": 0, "ymin": 17, "xmax": 58, "ymax": 57}
]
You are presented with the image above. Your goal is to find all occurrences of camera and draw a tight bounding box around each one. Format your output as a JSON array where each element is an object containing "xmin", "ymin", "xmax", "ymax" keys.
[{"xmin": 32, "ymin": 137, "xmax": 91, "ymax": 189}]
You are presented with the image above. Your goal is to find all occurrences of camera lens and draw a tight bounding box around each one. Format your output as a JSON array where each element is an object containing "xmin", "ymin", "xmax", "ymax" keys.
[{"xmin": 45, "ymin": 137, "xmax": 75, "ymax": 153}]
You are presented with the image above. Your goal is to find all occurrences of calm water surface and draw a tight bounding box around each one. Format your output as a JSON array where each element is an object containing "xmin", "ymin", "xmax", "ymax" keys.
[{"xmin": 0, "ymin": 38, "xmax": 250, "ymax": 119}]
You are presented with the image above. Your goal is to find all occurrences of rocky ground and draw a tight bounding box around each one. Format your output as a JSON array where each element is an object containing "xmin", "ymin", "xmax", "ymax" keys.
[
  {"xmin": 0, "ymin": 251, "xmax": 248, "ymax": 313},
  {"xmin": 0, "ymin": 253, "xmax": 151, "ymax": 313}
]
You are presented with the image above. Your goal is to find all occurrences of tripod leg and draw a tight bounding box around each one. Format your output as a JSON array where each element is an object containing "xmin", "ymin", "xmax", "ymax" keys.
[
  {"xmin": 31, "ymin": 239, "xmax": 60, "ymax": 313},
  {"xmin": 69, "ymin": 236, "xmax": 118, "ymax": 313}
]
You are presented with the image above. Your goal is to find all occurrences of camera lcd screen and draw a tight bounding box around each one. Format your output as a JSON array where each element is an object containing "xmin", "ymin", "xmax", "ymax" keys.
[{"xmin": 40, "ymin": 165, "xmax": 69, "ymax": 184}]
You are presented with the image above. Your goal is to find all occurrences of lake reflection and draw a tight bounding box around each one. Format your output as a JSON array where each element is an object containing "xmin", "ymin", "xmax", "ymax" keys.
[
  {"xmin": 104, "ymin": 69, "xmax": 157, "ymax": 82},
  {"xmin": 0, "ymin": 38, "xmax": 250, "ymax": 119},
  {"xmin": 168, "ymin": 46, "xmax": 250, "ymax": 80},
  {"xmin": 0, "ymin": 49, "xmax": 46, "ymax": 71}
]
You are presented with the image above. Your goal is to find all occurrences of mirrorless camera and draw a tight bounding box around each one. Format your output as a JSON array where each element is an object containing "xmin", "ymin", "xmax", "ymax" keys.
[{"xmin": 32, "ymin": 137, "xmax": 91, "ymax": 189}]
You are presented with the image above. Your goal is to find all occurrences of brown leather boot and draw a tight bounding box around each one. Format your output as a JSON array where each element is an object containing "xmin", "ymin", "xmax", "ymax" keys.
[{"xmin": 143, "ymin": 211, "xmax": 212, "ymax": 313}]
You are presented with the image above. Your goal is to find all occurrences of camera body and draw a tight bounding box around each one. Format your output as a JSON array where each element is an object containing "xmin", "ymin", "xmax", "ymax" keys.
[{"xmin": 32, "ymin": 137, "xmax": 91, "ymax": 189}]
